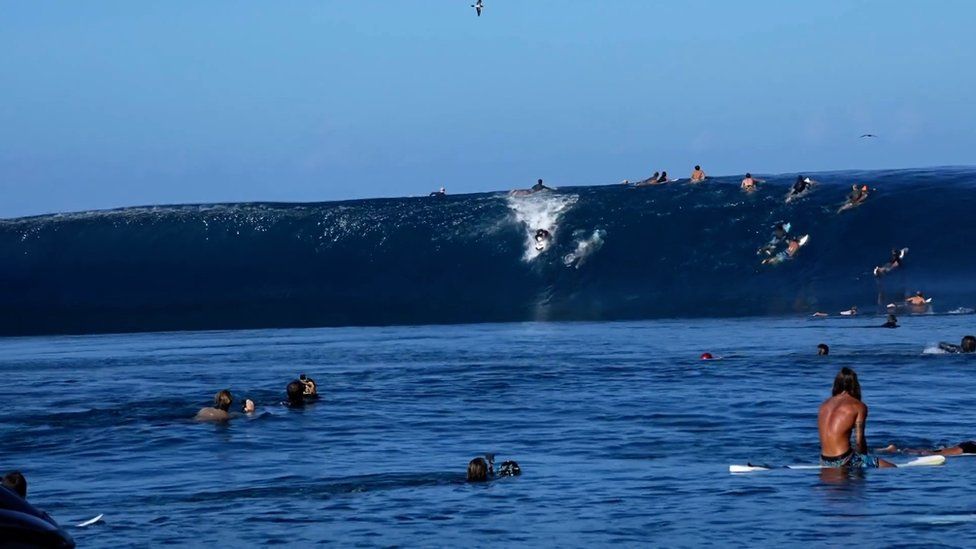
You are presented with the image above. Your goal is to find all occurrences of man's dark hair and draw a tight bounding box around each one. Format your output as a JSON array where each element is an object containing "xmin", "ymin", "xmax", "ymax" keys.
[
  {"xmin": 962, "ymin": 335, "xmax": 976, "ymax": 353},
  {"xmin": 467, "ymin": 457, "xmax": 488, "ymax": 482},
  {"xmin": 2, "ymin": 471, "xmax": 26, "ymax": 498},
  {"xmin": 694, "ymin": 165, "xmax": 700, "ymax": 170},
  {"xmin": 832, "ymin": 367, "xmax": 861, "ymax": 401},
  {"xmin": 817, "ymin": 343, "xmax": 829, "ymax": 356},
  {"xmin": 214, "ymin": 390, "xmax": 233, "ymax": 412},
  {"xmin": 286, "ymin": 380, "xmax": 305, "ymax": 407}
]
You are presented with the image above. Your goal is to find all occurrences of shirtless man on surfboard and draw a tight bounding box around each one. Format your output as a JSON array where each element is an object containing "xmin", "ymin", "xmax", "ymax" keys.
[{"xmin": 818, "ymin": 367, "xmax": 895, "ymax": 468}]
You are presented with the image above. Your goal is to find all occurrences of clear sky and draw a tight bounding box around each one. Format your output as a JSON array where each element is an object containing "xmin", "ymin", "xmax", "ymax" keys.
[{"xmin": 1, "ymin": 0, "xmax": 974, "ymax": 217}]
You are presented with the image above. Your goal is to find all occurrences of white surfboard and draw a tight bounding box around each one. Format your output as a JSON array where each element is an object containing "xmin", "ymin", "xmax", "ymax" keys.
[
  {"xmin": 730, "ymin": 454, "xmax": 945, "ymax": 473},
  {"xmin": 75, "ymin": 514, "xmax": 104, "ymax": 527}
]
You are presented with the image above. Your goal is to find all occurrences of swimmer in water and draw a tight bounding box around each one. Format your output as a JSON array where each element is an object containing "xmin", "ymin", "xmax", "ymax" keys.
[
  {"xmin": 657, "ymin": 171, "xmax": 670, "ymax": 183},
  {"xmin": 740, "ymin": 173, "xmax": 763, "ymax": 191},
  {"xmin": 531, "ymin": 179, "xmax": 552, "ymax": 192},
  {"xmin": 535, "ymin": 229, "xmax": 551, "ymax": 242},
  {"xmin": 242, "ymin": 399, "xmax": 256, "ymax": 414},
  {"xmin": 285, "ymin": 380, "xmax": 305, "ymax": 408},
  {"xmin": 429, "ymin": 187, "xmax": 446, "ymax": 198},
  {"xmin": 466, "ymin": 454, "xmax": 521, "ymax": 482},
  {"xmin": 635, "ymin": 172, "xmax": 659, "ymax": 186},
  {"xmin": 2, "ymin": 471, "xmax": 26, "ymax": 499},
  {"xmin": 195, "ymin": 389, "xmax": 233, "ymax": 421},
  {"xmin": 299, "ymin": 374, "xmax": 318, "ymax": 399},
  {"xmin": 882, "ymin": 314, "xmax": 898, "ymax": 328},
  {"xmin": 938, "ymin": 335, "xmax": 976, "ymax": 354},
  {"xmin": 818, "ymin": 343, "xmax": 829, "ymax": 356},
  {"xmin": 690, "ymin": 165, "xmax": 706, "ymax": 183}
]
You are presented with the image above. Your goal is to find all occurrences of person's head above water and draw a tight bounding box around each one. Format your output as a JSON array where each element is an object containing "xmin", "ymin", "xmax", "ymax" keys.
[
  {"xmin": 700, "ymin": 352, "xmax": 713, "ymax": 360},
  {"xmin": 818, "ymin": 343, "xmax": 829, "ymax": 356},
  {"xmin": 694, "ymin": 165, "xmax": 701, "ymax": 170},
  {"xmin": 832, "ymin": 367, "xmax": 861, "ymax": 400},
  {"xmin": 214, "ymin": 390, "xmax": 233, "ymax": 412},
  {"xmin": 242, "ymin": 399, "xmax": 255, "ymax": 414},
  {"xmin": 2, "ymin": 471, "xmax": 26, "ymax": 499},
  {"xmin": 286, "ymin": 380, "xmax": 305, "ymax": 407},
  {"xmin": 537, "ymin": 179, "xmax": 543, "ymax": 185},
  {"xmin": 745, "ymin": 173, "xmax": 752, "ymax": 178},
  {"xmin": 962, "ymin": 335, "xmax": 976, "ymax": 353},
  {"xmin": 467, "ymin": 457, "xmax": 489, "ymax": 482}
]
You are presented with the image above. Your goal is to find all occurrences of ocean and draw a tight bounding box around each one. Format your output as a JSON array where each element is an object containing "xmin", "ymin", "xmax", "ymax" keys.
[
  {"xmin": 2, "ymin": 168, "xmax": 976, "ymax": 546},
  {"xmin": 2, "ymin": 316, "xmax": 976, "ymax": 546}
]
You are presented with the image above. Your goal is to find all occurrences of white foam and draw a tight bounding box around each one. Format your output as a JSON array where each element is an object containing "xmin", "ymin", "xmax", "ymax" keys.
[
  {"xmin": 505, "ymin": 193, "xmax": 578, "ymax": 261},
  {"xmin": 564, "ymin": 229, "xmax": 607, "ymax": 268}
]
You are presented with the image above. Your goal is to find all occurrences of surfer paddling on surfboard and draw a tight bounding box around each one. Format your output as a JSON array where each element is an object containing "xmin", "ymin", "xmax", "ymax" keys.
[
  {"xmin": 878, "ymin": 439, "xmax": 976, "ymax": 456},
  {"xmin": 740, "ymin": 173, "xmax": 763, "ymax": 192},
  {"xmin": 818, "ymin": 367, "xmax": 895, "ymax": 468}
]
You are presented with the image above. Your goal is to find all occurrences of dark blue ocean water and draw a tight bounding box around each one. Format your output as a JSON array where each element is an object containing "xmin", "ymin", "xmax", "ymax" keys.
[
  {"xmin": 3, "ymin": 314, "xmax": 976, "ymax": 547},
  {"xmin": 3, "ymin": 167, "xmax": 976, "ymax": 336}
]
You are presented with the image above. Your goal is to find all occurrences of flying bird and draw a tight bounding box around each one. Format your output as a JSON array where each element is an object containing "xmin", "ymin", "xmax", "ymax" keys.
[
  {"xmin": 859, "ymin": 134, "xmax": 877, "ymax": 138},
  {"xmin": 472, "ymin": 0, "xmax": 483, "ymax": 16}
]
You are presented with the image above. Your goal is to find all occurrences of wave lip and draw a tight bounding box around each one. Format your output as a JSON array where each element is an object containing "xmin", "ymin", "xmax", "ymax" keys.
[{"xmin": 1, "ymin": 167, "xmax": 975, "ymax": 336}]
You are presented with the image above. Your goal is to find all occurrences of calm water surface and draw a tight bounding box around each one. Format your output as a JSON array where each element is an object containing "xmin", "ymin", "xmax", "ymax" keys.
[{"xmin": 2, "ymin": 315, "xmax": 976, "ymax": 547}]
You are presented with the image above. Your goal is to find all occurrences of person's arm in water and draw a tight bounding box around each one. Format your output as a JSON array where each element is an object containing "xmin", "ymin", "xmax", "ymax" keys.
[{"xmin": 855, "ymin": 403, "xmax": 869, "ymax": 455}]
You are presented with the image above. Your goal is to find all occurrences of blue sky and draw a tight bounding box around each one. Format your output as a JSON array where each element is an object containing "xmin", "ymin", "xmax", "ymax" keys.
[{"xmin": 1, "ymin": 0, "xmax": 973, "ymax": 217}]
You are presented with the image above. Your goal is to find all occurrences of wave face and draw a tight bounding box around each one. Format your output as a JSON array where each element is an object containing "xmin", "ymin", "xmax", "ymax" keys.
[{"xmin": 2, "ymin": 167, "xmax": 975, "ymax": 335}]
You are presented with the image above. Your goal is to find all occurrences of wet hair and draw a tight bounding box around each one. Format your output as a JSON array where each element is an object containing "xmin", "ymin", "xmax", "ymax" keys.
[
  {"xmin": 817, "ymin": 343, "xmax": 829, "ymax": 356},
  {"xmin": 745, "ymin": 173, "xmax": 752, "ymax": 178},
  {"xmin": 537, "ymin": 179, "xmax": 543, "ymax": 184},
  {"xmin": 831, "ymin": 367, "xmax": 862, "ymax": 401},
  {"xmin": 2, "ymin": 471, "xmax": 26, "ymax": 499},
  {"xmin": 467, "ymin": 457, "xmax": 489, "ymax": 482},
  {"xmin": 214, "ymin": 390, "xmax": 233, "ymax": 412},
  {"xmin": 962, "ymin": 335, "xmax": 976, "ymax": 353},
  {"xmin": 286, "ymin": 380, "xmax": 305, "ymax": 407},
  {"xmin": 694, "ymin": 165, "xmax": 701, "ymax": 170}
]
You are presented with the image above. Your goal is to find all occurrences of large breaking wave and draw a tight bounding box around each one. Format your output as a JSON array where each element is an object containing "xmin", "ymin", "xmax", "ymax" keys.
[{"xmin": 2, "ymin": 167, "xmax": 975, "ymax": 335}]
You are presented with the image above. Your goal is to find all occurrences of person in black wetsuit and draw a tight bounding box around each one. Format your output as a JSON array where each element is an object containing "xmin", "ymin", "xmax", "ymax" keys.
[
  {"xmin": 882, "ymin": 314, "xmax": 898, "ymax": 328},
  {"xmin": 0, "ymin": 478, "xmax": 75, "ymax": 548},
  {"xmin": 657, "ymin": 171, "xmax": 669, "ymax": 183},
  {"xmin": 792, "ymin": 175, "xmax": 811, "ymax": 195},
  {"xmin": 429, "ymin": 187, "xmax": 446, "ymax": 198},
  {"xmin": 938, "ymin": 335, "xmax": 976, "ymax": 354},
  {"xmin": 874, "ymin": 248, "xmax": 905, "ymax": 277},
  {"xmin": 531, "ymin": 179, "xmax": 552, "ymax": 192}
]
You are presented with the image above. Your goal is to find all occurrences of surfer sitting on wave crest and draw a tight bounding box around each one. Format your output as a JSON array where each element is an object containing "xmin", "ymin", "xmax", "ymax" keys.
[
  {"xmin": 467, "ymin": 454, "xmax": 521, "ymax": 482},
  {"xmin": 690, "ymin": 165, "xmax": 706, "ymax": 183},
  {"xmin": 818, "ymin": 367, "xmax": 895, "ymax": 468}
]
